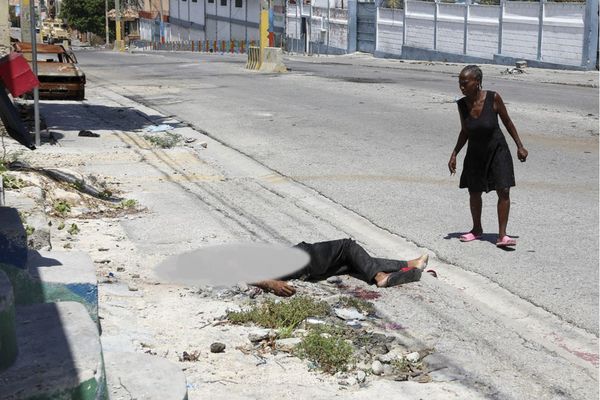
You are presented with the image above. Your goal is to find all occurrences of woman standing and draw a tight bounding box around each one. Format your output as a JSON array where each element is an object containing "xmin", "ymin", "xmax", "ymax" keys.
[{"xmin": 448, "ymin": 65, "xmax": 528, "ymax": 248}]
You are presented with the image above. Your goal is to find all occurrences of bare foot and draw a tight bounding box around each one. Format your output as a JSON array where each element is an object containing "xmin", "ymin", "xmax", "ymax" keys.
[
  {"xmin": 407, "ymin": 254, "xmax": 429, "ymax": 270},
  {"xmin": 374, "ymin": 272, "xmax": 389, "ymax": 288}
]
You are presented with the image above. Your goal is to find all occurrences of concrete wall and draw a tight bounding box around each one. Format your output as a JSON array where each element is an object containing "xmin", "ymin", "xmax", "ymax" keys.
[
  {"xmin": 501, "ymin": 2, "xmax": 539, "ymax": 60},
  {"xmin": 370, "ymin": 0, "xmax": 594, "ymax": 70},
  {"xmin": 169, "ymin": 0, "xmax": 262, "ymax": 42},
  {"xmin": 286, "ymin": 2, "xmax": 350, "ymax": 54},
  {"xmin": 437, "ymin": 3, "xmax": 464, "ymax": 54},
  {"xmin": 376, "ymin": 7, "xmax": 403, "ymax": 57},
  {"xmin": 467, "ymin": 5, "xmax": 499, "ymax": 59},
  {"xmin": 540, "ymin": 2, "xmax": 586, "ymax": 65},
  {"xmin": 404, "ymin": 1, "xmax": 435, "ymax": 50}
]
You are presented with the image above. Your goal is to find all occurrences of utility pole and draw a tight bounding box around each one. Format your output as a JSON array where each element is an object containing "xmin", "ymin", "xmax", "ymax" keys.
[
  {"xmin": 105, "ymin": 0, "xmax": 109, "ymax": 45},
  {"xmin": 154, "ymin": 0, "xmax": 164, "ymax": 43},
  {"xmin": 115, "ymin": 0, "xmax": 123, "ymax": 51}
]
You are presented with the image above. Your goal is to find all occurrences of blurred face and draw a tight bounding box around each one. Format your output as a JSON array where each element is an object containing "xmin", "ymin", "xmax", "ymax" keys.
[{"xmin": 458, "ymin": 71, "xmax": 480, "ymax": 97}]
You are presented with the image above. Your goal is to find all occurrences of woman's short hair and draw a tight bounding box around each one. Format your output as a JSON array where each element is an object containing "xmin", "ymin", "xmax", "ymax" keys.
[{"xmin": 461, "ymin": 65, "xmax": 483, "ymax": 83}]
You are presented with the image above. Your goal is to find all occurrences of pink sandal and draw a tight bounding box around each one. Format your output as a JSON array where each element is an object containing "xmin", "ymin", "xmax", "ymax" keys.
[
  {"xmin": 459, "ymin": 232, "xmax": 482, "ymax": 242},
  {"xmin": 496, "ymin": 235, "xmax": 517, "ymax": 247}
]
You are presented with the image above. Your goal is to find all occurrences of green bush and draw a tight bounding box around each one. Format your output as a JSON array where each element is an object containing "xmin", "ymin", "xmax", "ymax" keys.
[{"xmin": 295, "ymin": 326, "xmax": 354, "ymax": 374}]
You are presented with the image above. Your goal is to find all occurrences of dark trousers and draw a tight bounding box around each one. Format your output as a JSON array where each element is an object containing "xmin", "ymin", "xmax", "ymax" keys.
[{"xmin": 282, "ymin": 238, "xmax": 414, "ymax": 284}]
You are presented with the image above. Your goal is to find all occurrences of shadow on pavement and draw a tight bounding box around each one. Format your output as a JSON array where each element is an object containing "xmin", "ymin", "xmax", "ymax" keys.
[{"xmin": 39, "ymin": 102, "xmax": 186, "ymax": 133}]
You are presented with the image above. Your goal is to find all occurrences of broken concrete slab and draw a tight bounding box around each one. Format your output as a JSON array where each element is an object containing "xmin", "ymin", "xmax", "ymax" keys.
[
  {"xmin": 27, "ymin": 250, "xmax": 98, "ymax": 321},
  {"xmin": 104, "ymin": 351, "xmax": 188, "ymax": 400}
]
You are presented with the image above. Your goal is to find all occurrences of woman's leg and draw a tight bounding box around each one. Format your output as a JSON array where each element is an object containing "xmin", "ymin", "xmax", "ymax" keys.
[
  {"xmin": 469, "ymin": 191, "xmax": 483, "ymax": 234},
  {"xmin": 497, "ymin": 188, "xmax": 510, "ymax": 238}
]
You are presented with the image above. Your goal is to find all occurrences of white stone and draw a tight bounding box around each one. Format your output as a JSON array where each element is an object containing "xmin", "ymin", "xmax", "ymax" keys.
[
  {"xmin": 334, "ymin": 307, "xmax": 366, "ymax": 321},
  {"xmin": 371, "ymin": 360, "xmax": 384, "ymax": 375},
  {"xmin": 52, "ymin": 187, "xmax": 82, "ymax": 204},
  {"xmin": 275, "ymin": 337, "xmax": 301, "ymax": 352},
  {"xmin": 406, "ymin": 351, "xmax": 420, "ymax": 363},
  {"xmin": 356, "ymin": 370, "xmax": 367, "ymax": 383},
  {"xmin": 377, "ymin": 348, "xmax": 403, "ymax": 363},
  {"xmin": 248, "ymin": 329, "xmax": 275, "ymax": 342}
]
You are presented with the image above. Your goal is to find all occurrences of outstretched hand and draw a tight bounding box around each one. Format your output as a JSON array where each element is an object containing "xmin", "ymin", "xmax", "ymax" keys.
[
  {"xmin": 254, "ymin": 280, "xmax": 296, "ymax": 297},
  {"xmin": 517, "ymin": 147, "xmax": 528, "ymax": 162}
]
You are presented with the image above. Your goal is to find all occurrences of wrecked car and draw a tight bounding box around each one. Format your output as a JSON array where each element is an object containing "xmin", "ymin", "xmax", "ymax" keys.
[{"xmin": 13, "ymin": 42, "xmax": 85, "ymax": 100}]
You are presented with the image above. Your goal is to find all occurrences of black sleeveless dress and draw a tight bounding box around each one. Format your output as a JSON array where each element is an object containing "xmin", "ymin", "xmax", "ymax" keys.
[{"xmin": 458, "ymin": 91, "xmax": 515, "ymax": 193}]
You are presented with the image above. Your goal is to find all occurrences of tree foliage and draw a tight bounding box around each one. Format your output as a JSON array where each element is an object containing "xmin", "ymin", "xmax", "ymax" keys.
[{"xmin": 60, "ymin": 0, "xmax": 115, "ymax": 36}]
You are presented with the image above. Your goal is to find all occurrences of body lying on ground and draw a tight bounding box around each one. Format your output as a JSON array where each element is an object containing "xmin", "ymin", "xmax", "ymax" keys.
[{"xmin": 253, "ymin": 238, "xmax": 429, "ymax": 297}]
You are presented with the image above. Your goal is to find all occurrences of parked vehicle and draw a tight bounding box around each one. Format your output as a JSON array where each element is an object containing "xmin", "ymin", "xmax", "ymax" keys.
[
  {"xmin": 41, "ymin": 19, "xmax": 71, "ymax": 44},
  {"xmin": 12, "ymin": 42, "xmax": 85, "ymax": 101}
]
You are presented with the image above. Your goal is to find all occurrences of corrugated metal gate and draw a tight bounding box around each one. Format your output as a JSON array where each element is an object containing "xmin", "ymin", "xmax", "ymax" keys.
[{"xmin": 357, "ymin": 1, "xmax": 377, "ymax": 53}]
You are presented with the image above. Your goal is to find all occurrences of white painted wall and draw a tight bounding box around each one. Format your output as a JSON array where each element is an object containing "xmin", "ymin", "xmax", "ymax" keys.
[
  {"xmin": 404, "ymin": 1, "xmax": 435, "ymax": 50},
  {"xmin": 377, "ymin": 8, "xmax": 403, "ymax": 56},
  {"xmin": 372, "ymin": 0, "xmax": 588, "ymax": 68},
  {"xmin": 437, "ymin": 3, "xmax": 464, "ymax": 53},
  {"xmin": 502, "ymin": 2, "xmax": 539, "ymax": 60},
  {"xmin": 164, "ymin": 0, "xmax": 590, "ymax": 68},
  {"xmin": 467, "ymin": 5, "xmax": 499, "ymax": 59},
  {"xmin": 540, "ymin": 3, "xmax": 585, "ymax": 65}
]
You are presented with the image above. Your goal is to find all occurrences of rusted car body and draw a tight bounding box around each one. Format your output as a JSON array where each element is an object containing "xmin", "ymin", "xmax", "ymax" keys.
[{"xmin": 13, "ymin": 43, "xmax": 85, "ymax": 100}]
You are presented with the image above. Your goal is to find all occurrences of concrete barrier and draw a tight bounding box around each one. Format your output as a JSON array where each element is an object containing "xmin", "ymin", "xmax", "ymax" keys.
[
  {"xmin": 259, "ymin": 47, "xmax": 287, "ymax": 73},
  {"xmin": 246, "ymin": 46, "xmax": 261, "ymax": 70}
]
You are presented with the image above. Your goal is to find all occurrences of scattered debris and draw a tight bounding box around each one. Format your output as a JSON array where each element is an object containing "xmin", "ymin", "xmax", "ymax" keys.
[
  {"xmin": 501, "ymin": 67, "xmax": 527, "ymax": 75},
  {"xmin": 515, "ymin": 60, "xmax": 528, "ymax": 69},
  {"xmin": 179, "ymin": 350, "xmax": 201, "ymax": 362},
  {"xmin": 78, "ymin": 130, "xmax": 100, "ymax": 138},
  {"xmin": 210, "ymin": 342, "xmax": 226, "ymax": 353},
  {"xmin": 143, "ymin": 124, "xmax": 174, "ymax": 133}
]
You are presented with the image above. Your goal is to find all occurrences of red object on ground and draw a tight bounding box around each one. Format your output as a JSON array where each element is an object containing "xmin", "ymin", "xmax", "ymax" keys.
[{"xmin": 0, "ymin": 53, "xmax": 39, "ymax": 97}]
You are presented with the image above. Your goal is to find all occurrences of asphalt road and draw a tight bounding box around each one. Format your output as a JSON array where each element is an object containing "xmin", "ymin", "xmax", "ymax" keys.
[{"xmin": 74, "ymin": 49, "xmax": 599, "ymax": 335}]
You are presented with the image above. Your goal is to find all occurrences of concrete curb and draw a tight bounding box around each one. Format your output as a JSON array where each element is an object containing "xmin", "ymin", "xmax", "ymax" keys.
[{"xmin": 0, "ymin": 302, "xmax": 106, "ymax": 400}]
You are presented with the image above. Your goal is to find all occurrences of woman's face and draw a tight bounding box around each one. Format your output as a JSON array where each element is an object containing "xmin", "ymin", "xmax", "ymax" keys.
[{"xmin": 459, "ymin": 71, "xmax": 479, "ymax": 97}]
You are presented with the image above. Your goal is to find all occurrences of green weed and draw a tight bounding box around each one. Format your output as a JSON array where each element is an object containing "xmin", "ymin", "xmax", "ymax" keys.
[
  {"xmin": 24, "ymin": 225, "xmax": 35, "ymax": 237},
  {"xmin": 57, "ymin": 221, "xmax": 65, "ymax": 230},
  {"xmin": 120, "ymin": 199, "xmax": 137, "ymax": 209},
  {"xmin": 70, "ymin": 180, "xmax": 85, "ymax": 192},
  {"xmin": 98, "ymin": 189, "xmax": 113, "ymax": 200},
  {"xmin": 227, "ymin": 296, "xmax": 330, "ymax": 331},
  {"xmin": 295, "ymin": 326, "xmax": 354, "ymax": 374},
  {"xmin": 337, "ymin": 296, "xmax": 376, "ymax": 316},
  {"xmin": 67, "ymin": 223, "xmax": 80, "ymax": 235},
  {"xmin": 2, "ymin": 173, "xmax": 26, "ymax": 190},
  {"xmin": 143, "ymin": 132, "xmax": 182, "ymax": 149},
  {"xmin": 53, "ymin": 201, "xmax": 71, "ymax": 215}
]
